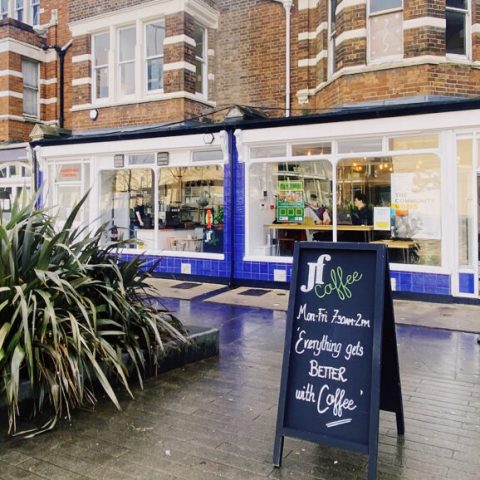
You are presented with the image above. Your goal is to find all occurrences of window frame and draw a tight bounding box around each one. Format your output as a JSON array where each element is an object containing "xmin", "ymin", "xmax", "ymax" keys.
[
  {"xmin": 92, "ymin": 31, "xmax": 110, "ymax": 101},
  {"xmin": 117, "ymin": 25, "xmax": 136, "ymax": 98},
  {"xmin": 14, "ymin": 0, "xmax": 23, "ymax": 22},
  {"xmin": 445, "ymin": 0, "xmax": 470, "ymax": 59},
  {"xmin": 144, "ymin": 19, "xmax": 165, "ymax": 94},
  {"xmin": 1, "ymin": 0, "xmax": 8, "ymax": 19},
  {"xmin": 193, "ymin": 24, "xmax": 207, "ymax": 97},
  {"xmin": 22, "ymin": 58, "xmax": 39, "ymax": 118},
  {"xmin": 367, "ymin": 0, "xmax": 404, "ymax": 64},
  {"xmin": 30, "ymin": 0, "xmax": 39, "ymax": 25}
]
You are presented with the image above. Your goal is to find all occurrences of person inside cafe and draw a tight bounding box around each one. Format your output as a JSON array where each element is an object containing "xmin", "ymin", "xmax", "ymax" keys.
[
  {"xmin": 133, "ymin": 194, "xmax": 145, "ymax": 228},
  {"xmin": 351, "ymin": 192, "xmax": 373, "ymax": 226}
]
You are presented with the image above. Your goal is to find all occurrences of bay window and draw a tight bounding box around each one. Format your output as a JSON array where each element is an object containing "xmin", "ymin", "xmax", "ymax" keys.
[
  {"xmin": 118, "ymin": 26, "xmax": 136, "ymax": 97},
  {"xmin": 446, "ymin": 0, "xmax": 468, "ymax": 56},
  {"xmin": 145, "ymin": 20, "xmax": 165, "ymax": 92}
]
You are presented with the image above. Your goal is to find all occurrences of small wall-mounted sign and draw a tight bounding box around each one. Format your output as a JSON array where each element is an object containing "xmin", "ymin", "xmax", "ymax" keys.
[
  {"xmin": 157, "ymin": 152, "xmax": 170, "ymax": 166},
  {"xmin": 114, "ymin": 154, "xmax": 124, "ymax": 168}
]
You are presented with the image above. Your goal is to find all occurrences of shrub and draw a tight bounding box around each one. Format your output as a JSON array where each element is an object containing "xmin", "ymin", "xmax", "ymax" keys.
[{"xmin": 0, "ymin": 195, "xmax": 187, "ymax": 436}]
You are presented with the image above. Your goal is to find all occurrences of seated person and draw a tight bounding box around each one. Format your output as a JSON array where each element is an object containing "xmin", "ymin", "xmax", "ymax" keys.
[{"xmin": 351, "ymin": 192, "xmax": 373, "ymax": 226}]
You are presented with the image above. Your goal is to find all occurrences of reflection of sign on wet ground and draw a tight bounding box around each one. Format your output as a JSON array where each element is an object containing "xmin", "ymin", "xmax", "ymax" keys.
[
  {"xmin": 277, "ymin": 180, "xmax": 304, "ymax": 223},
  {"xmin": 273, "ymin": 242, "xmax": 405, "ymax": 480}
]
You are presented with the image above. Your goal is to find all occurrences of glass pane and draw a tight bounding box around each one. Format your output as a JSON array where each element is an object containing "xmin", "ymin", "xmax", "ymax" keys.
[
  {"xmin": 119, "ymin": 27, "xmax": 136, "ymax": 62},
  {"xmin": 94, "ymin": 32, "xmax": 109, "ymax": 66},
  {"xmin": 23, "ymin": 88, "xmax": 38, "ymax": 116},
  {"xmin": 146, "ymin": 21, "xmax": 164, "ymax": 58},
  {"xmin": 194, "ymin": 58, "xmax": 204, "ymax": 94},
  {"xmin": 389, "ymin": 135, "xmax": 438, "ymax": 150},
  {"xmin": 446, "ymin": 11, "xmax": 466, "ymax": 55},
  {"xmin": 193, "ymin": 24, "xmax": 205, "ymax": 59},
  {"xmin": 446, "ymin": 0, "xmax": 467, "ymax": 8},
  {"xmin": 336, "ymin": 155, "xmax": 441, "ymax": 266},
  {"xmin": 128, "ymin": 153, "xmax": 155, "ymax": 165},
  {"xmin": 100, "ymin": 169, "xmax": 154, "ymax": 247},
  {"xmin": 22, "ymin": 60, "xmax": 38, "ymax": 88},
  {"xmin": 120, "ymin": 62, "xmax": 135, "ymax": 96},
  {"xmin": 337, "ymin": 137, "xmax": 383, "ymax": 154},
  {"xmin": 457, "ymin": 140, "xmax": 474, "ymax": 268},
  {"xmin": 192, "ymin": 150, "xmax": 223, "ymax": 162},
  {"xmin": 158, "ymin": 165, "xmax": 224, "ymax": 252},
  {"xmin": 147, "ymin": 58, "xmax": 163, "ymax": 91},
  {"xmin": 95, "ymin": 67, "xmax": 109, "ymax": 98},
  {"xmin": 370, "ymin": 11, "xmax": 403, "ymax": 60},
  {"xmin": 250, "ymin": 145, "xmax": 287, "ymax": 158},
  {"xmin": 292, "ymin": 143, "xmax": 332, "ymax": 156},
  {"xmin": 0, "ymin": 167, "xmax": 6, "ymax": 178},
  {"xmin": 370, "ymin": 0, "xmax": 402, "ymax": 13},
  {"xmin": 57, "ymin": 186, "xmax": 81, "ymax": 222},
  {"xmin": 248, "ymin": 160, "xmax": 333, "ymax": 257},
  {"xmin": 15, "ymin": 0, "xmax": 23, "ymax": 21},
  {"xmin": 1, "ymin": 0, "xmax": 8, "ymax": 17}
]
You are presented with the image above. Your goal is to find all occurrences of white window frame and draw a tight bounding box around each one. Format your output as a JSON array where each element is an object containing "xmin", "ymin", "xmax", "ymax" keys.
[
  {"xmin": 22, "ymin": 59, "xmax": 39, "ymax": 118},
  {"xmin": 445, "ymin": 0, "xmax": 470, "ymax": 60},
  {"xmin": 144, "ymin": 19, "xmax": 165, "ymax": 94},
  {"xmin": 194, "ymin": 24, "xmax": 207, "ymax": 97},
  {"xmin": 117, "ymin": 25, "xmax": 136, "ymax": 98},
  {"xmin": 30, "ymin": 0, "xmax": 39, "ymax": 26},
  {"xmin": 14, "ymin": 0, "xmax": 23, "ymax": 22},
  {"xmin": 327, "ymin": 0, "xmax": 337, "ymax": 78},
  {"xmin": 367, "ymin": 0, "xmax": 404, "ymax": 65},
  {"xmin": 1, "ymin": 0, "xmax": 8, "ymax": 19},
  {"xmin": 92, "ymin": 31, "xmax": 110, "ymax": 101}
]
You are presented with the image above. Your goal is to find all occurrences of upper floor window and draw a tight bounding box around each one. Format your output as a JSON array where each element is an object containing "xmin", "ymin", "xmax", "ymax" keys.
[
  {"xmin": 22, "ymin": 59, "xmax": 38, "ymax": 117},
  {"xmin": 328, "ymin": 0, "xmax": 338, "ymax": 76},
  {"xmin": 145, "ymin": 20, "xmax": 165, "ymax": 92},
  {"xmin": 15, "ymin": 0, "xmax": 23, "ymax": 22},
  {"xmin": 446, "ymin": 0, "xmax": 468, "ymax": 56},
  {"xmin": 369, "ymin": 0, "xmax": 403, "ymax": 62},
  {"xmin": 30, "ymin": 0, "xmax": 39, "ymax": 25},
  {"xmin": 193, "ymin": 24, "xmax": 206, "ymax": 96},
  {"xmin": 1, "ymin": 0, "xmax": 8, "ymax": 19},
  {"xmin": 93, "ymin": 32, "xmax": 109, "ymax": 100},
  {"xmin": 118, "ymin": 26, "xmax": 136, "ymax": 97}
]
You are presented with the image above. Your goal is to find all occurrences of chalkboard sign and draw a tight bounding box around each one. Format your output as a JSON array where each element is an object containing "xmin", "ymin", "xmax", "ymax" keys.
[{"xmin": 273, "ymin": 242, "xmax": 404, "ymax": 480}]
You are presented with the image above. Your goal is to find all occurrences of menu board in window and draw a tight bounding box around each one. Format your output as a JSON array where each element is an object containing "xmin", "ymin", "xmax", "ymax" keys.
[
  {"xmin": 273, "ymin": 242, "xmax": 404, "ymax": 480},
  {"xmin": 277, "ymin": 180, "xmax": 304, "ymax": 223}
]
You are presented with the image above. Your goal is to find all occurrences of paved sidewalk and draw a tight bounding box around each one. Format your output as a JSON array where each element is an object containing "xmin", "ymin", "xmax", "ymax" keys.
[{"xmin": 0, "ymin": 298, "xmax": 479, "ymax": 480}]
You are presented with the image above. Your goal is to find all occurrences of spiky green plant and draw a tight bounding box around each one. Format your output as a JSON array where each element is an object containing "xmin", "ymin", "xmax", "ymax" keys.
[{"xmin": 0, "ymin": 195, "xmax": 187, "ymax": 436}]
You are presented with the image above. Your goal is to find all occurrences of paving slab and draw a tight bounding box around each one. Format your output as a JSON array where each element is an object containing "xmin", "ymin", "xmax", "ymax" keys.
[
  {"xmin": 146, "ymin": 278, "xmax": 226, "ymax": 301},
  {"xmin": 1, "ymin": 298, "xmax": 479, "ymax": 480}
]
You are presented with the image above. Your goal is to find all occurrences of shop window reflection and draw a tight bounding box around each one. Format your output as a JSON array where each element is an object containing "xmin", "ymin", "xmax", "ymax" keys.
[
  {"xmin": 100, "ymin": 165, "xmax": 224, "ymax": 253},
  {"xmin": 336, "ymin": 155, "xmax": 442, "ymax": 266}
]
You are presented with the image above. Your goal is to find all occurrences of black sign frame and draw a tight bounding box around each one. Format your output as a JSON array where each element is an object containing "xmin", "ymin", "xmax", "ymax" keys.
[{"xmin": 273, "ymin": 242, "xmax": 404, "ymax": 480}]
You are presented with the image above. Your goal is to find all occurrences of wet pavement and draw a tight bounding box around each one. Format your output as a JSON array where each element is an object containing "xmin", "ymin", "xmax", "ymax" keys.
[{"xmin": 0, "ymin": 298, "xmax": 479, "ymax": 480}]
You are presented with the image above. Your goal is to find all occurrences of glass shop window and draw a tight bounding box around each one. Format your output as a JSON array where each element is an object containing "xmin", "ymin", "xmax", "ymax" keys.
[
  {"xmin": 158, "ymin": 165, "xmax": 224, "ymax": 253},
  {"xmin": 336, "ymin": 155, "xmax": 441, "ymax": 266},
  {"xmin": 100, "ymin": 169, "xmax": 154, "ymax": 248},
  {"xmin": 248, "ymin": 160, "xmax": 333, "ymax": 258}
]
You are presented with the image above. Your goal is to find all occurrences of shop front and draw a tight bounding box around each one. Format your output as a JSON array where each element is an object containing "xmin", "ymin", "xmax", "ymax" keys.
[
  {"xmin": 234, "ymin": 103, "xmax": 480, "ymax": 299},
  {"xmin": 36, "ymin": 127, "xmax": 231, "ymax": 279}
]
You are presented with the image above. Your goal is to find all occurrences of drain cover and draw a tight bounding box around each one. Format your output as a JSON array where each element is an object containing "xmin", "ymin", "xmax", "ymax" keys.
[
  {"xmin": 239, "ymin": 288, "xmax": 269, "ymax": 297},
  {"xmin": 172, "ymin": 282, "xmax": 201, "ymax": 289}
]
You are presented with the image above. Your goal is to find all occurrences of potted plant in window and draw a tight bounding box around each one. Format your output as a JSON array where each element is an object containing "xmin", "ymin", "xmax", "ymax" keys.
[{"xmin": 213, "ymin": 205, "xmax": 224, "ymax": 230}]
